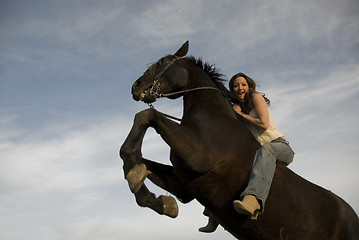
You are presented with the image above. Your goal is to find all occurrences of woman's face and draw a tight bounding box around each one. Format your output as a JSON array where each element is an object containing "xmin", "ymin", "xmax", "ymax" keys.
[{"xmin": 232, "ymin": 76, "xmax": 249, "ymax": 100}]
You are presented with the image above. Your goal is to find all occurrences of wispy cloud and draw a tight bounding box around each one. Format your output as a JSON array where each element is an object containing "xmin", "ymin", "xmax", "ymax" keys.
[
  {"xmin": 0, "ymin": 113, "xmax": 126, "ymax": 192},
  {"xmin": 263, "ymin": 63, "xmax": 359, "ymax": 211}
]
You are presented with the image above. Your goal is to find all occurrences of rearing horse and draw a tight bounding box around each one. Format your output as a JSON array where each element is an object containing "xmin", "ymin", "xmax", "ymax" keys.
[{"xmin": 120, "ymin": 41, "xmax": 359, "ymax": 240}]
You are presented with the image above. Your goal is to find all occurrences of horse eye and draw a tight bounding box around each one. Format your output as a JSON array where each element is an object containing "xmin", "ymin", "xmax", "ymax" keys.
[
  {"xmin": 144, "ymin": 62, "xmax": 157, "ymax": 75},
  {"xmin": 159, "ymin": 58, "xmax": 168, "ymax": 64}
]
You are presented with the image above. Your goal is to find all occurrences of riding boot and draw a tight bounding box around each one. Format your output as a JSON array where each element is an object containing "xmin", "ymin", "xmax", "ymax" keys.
[
  {"xmin": 233, "ymin": 195, "xmax": 260, "ymax": 215},
  {"xmin": 198, "ymin": 214, "xmax": 219, "ymax": 233}
]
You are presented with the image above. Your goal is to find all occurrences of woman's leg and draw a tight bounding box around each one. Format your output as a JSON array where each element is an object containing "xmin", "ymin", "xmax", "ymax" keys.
[{"xmin": 235, "ymin": 140, "xmax": 294, "ymax": 214}]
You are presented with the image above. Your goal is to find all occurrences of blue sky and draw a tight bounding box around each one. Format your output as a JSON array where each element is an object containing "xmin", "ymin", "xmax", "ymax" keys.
[{"xmin": 1, "ymin": 0, "xmax": 358, "ymax": 239}]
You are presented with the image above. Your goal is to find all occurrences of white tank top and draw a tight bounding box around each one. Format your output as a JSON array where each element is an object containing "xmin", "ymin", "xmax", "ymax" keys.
[{"xmin": 247, "ymin": 108, "xmax": 284, "ymax": 145}]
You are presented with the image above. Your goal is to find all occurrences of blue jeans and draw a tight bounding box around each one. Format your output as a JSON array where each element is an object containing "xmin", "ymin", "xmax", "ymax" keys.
[{"xmin": 240, "ymin": 138, "xmax": 294, "ymax": 213}]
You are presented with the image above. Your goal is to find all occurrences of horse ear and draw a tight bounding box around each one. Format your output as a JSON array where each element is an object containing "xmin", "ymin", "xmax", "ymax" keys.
[{"xmin": 174, "ymin": 41, "xmax": 189, "ymax": 57}]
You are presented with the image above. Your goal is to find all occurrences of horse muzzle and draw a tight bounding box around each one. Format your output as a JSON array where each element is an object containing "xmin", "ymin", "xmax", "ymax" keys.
[
  {"xmin": 132, "ymin": 75, "xmax": 160, "ymax": 103},
  {"xmin": 132, "ymin": 87, "xmax": 157, "ymax": 103}
]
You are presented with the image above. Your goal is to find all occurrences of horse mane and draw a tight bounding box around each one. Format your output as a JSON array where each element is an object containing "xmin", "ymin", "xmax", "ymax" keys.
[{"xmin": 186, "ymin": 56, "xmax": 233, "ymax": 99}]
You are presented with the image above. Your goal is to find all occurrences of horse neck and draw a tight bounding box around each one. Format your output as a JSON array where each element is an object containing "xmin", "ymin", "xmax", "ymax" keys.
[
  {"xmin": 182, "ymin": 68, "xmax": 234, "ymax": 118},
  {"xmin": 180, "ymin": 66, "xmax": 258, "ymax": 177}
]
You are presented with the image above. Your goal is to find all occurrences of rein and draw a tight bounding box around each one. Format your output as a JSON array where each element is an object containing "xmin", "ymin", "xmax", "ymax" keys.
[
  {"xmin": 147, "ymin": 86, "xmax": 226, "ymax": 122},
  {"xmin": 156, "ymin": 86, "xmax": 225, "ymax": 98},
  {"xmin": 147, "ymin": 104, "xmax": 182, "ymax": 122}
]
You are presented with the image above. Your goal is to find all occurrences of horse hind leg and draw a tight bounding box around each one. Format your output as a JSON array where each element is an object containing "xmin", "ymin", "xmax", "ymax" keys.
[
  {"xmin": 144, "ymin": 158, "xmax": 194, "ymax": 204},
  {"xmin": 135, "ymin": 184, "xmax": 179, "ymax": 218}
]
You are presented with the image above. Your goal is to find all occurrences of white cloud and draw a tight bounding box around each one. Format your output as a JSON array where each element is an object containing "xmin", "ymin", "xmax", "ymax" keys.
[
  {"xmin": 267, "ymin": 63, "xmax": 359, "ymax": 132},
  {"xmin": 0, "ymin": 112, "xmax": 127, "ymax": 238},
  {"xmin": 224, "ymin": 0, "xmax": 354, "ymax": 49},
  {"xmin": 130, "ymin": 0, "xmax": 202, "ymax": 48},
  {"xmin": 0, "ymin": 114, "xmax": 127, "ymax": 193},
  {"xmin": 263, "ymin": 63, "xmax": 359, "ymax": 212}
]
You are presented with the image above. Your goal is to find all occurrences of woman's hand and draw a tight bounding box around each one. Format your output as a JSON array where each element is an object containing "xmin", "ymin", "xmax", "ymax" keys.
[{"xmin": 233, "ymin": 104, "xmax": 242, "ymax": 115}]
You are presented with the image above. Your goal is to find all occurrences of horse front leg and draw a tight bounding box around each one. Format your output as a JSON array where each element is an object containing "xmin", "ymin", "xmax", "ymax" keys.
[
  {"xmin": 120, "ymin": 109, "xmax": 150, "ymax": 194},
  {"xmin": 120, "ymin": 108, "xmax": 180, "ymax": 217}
]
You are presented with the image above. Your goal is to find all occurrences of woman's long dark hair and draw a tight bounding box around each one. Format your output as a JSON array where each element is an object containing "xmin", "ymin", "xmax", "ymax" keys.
[{"xmin": 229, "ymin": 73, "xmax": 270, "ymax": 114}]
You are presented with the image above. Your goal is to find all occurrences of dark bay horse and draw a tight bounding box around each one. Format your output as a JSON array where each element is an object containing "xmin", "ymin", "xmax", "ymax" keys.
[{"xmin": 120, "ymin": 41, "xmax": 359, "ymax": 240}]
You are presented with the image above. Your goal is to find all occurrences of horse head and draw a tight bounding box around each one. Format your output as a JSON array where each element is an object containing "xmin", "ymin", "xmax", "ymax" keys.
[{"xmin": 131, "ymin": 41, "xmax": 190, "ymax": 104}]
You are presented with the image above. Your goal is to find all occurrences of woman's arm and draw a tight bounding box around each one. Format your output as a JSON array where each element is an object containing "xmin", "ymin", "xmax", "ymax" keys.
[{"xmin": 236, "ymin": 93, "xmax": 269, "ymax": 130}]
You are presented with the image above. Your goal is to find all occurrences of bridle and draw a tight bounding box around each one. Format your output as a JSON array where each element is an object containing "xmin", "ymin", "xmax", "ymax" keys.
[
  {"xmin": 145, "ymin": 55, "xmax": 228, "ymax": 121},
  {"xmin": 148, "ymin": 56, "xmax": 181, "ymax": 98},
  {"xmin": 148, "ymin": 56, "xmax": 225, "ymax": 99}
]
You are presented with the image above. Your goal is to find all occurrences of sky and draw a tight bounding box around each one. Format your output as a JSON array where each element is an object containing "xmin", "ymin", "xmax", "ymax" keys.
[{"xmin": 0, "ymin": 0, "xmax": 358, "ymax": 239}]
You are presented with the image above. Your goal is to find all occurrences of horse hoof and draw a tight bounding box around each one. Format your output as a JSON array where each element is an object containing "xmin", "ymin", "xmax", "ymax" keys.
[
  {"xmin": 126, "ymin": 164, "xmax": 149, "ymax": 193},
  {"xmin": 159, "ymin": 195, "xmax": 179, "ymax": 218}
]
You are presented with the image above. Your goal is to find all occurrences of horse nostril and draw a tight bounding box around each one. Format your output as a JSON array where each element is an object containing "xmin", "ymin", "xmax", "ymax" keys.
[{"xmin": 132, "ymin": 80, "xmax": 141, "ymax": 90}]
